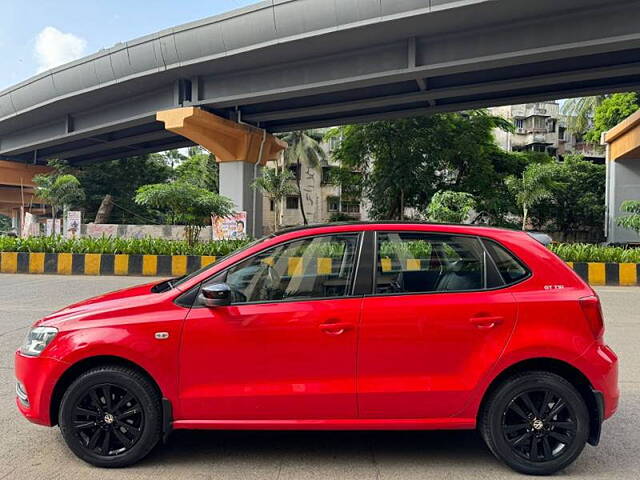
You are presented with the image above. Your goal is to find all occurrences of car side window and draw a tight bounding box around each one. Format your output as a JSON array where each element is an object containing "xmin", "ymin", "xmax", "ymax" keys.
[
  {"xmin": 375, "ymin": 232, "xmax": 487, "ymax": 294},
  {"xmin": 206, "ymin": 234, "xmax": 360, "ymax": 304},
  {"xmin": 483, "ymin": 239, "xmax": 530, "ymax": 285}
]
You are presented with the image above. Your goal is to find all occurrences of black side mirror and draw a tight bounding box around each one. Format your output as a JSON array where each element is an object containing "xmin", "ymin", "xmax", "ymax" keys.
[{"xmin": 200, "ymin": 283, "xmax": 232, "ymax": 307}]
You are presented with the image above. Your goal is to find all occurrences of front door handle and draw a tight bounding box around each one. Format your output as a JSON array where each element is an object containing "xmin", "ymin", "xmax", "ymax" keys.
[
  {"xmin": 469, "ymin": 315, "xmax": 504, "ymax": 329},
  {"xmin": 319, "ymin": 322, "xmax": 354, "ymax": 336}
]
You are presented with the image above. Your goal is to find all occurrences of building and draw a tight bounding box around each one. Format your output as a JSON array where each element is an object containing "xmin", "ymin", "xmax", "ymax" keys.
[
  {"xmin": 261, "ymin": 135, "xmax": 369, "ymax": 233},
  {"xmin": 489, "ymin": 102, "xmax": 605, "ymax": 162},
  {"xmin": 603, "ymin": 110, "xmax": 640, "ymax": 244}
]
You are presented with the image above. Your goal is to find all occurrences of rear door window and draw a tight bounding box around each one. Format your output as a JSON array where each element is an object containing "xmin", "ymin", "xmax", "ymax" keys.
[{"xmin": 375, "ymin": 232, "xmax": 487, "ymax": 294}]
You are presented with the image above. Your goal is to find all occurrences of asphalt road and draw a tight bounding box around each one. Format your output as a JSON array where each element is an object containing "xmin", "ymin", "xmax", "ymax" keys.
[{"xmin": 0, "ymin": 274, "xmax": 638, "ymax": 480}]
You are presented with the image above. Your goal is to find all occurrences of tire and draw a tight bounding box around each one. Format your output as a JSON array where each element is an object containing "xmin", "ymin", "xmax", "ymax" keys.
[
  {"xmin": 59, "ymin": 365, "xmax": 162, "ymax": 468},
  {"xmin": 479, "ymin": 371, "xmax": 589, "ymax": 476}
]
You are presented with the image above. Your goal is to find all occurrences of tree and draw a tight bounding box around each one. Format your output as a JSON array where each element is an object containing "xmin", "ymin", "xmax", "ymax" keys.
[
  {"xmin": 77, "ymin": 154, "xmax": 172, "ymax": 224},
  {"xmin": 562, "ymin": 96, "xmax": 606, "ymax": 135},
  {"xmin": 505, "ymin": 163, "xmax": 558, "ymax": 231},
  {"xmin": 585, "ymin": 93, "xmax": 639, "ymax": 143},
  {"xmin": 426, "ymin": 191, "xmax": 476, "ymax": 224},
  {"xmin": 277, "ymin": 130, "xmax": 327, "ymax": 225},
  {"xmin": 0, "ymin": 214, "xmax": 11, "ymax": 233},
  {"xmin": 134, "ymin": 183, "xmax": 234, "ymax": 245},
  {"xmin": 33, "ymin": 162, "xmax": 85, "ymax": 228},
  {"xmin": 252, "ymin": 167, "xmax": 297, "ymax": 231},
  {"xmin": 174, "ymin": 147, "xmax": 220, "ymax": 192},
  {"xmin": 329, "ymin": 111, "xmax": 521, "ymax": 223},
  {"xmin": 528, "ymin": 155, "xmax": 606, "ymax": 242},
  {"xmin": 617, "ymin": 201, "xmax": 640, "ymax": 238}
]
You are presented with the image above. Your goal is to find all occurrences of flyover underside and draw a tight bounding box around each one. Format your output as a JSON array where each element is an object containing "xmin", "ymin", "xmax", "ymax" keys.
[{"xmin": 2, "ymin": 0, "xmax": 640, "ymax": 165}]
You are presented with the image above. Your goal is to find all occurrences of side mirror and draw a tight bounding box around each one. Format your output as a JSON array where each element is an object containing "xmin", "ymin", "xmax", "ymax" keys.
[{"xmin": 200, "ymin": 283, "xmax": 232, "ymax": 307}]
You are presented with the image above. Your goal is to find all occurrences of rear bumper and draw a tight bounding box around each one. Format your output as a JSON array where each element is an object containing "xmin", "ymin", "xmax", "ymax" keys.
[
  {"xmin": 578, "ymin": 343, "xmax": 619, "ymax": 420},
  {"xmin": 14, "ymin": 351, "xmax": 67, "ymax": 426}
]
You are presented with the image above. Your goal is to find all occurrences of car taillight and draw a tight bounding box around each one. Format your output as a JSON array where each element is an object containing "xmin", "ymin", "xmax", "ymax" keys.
[{"xmin": 579, "ymin": 296, "xmax": 604, "ymax": 340}]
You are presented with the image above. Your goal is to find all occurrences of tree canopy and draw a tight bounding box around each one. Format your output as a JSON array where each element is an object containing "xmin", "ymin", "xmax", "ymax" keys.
[
  {"xmin": 328, "ymin": 111, "xmax": 524, "ymax": 223},
  {"xmin": 585, "ymin": 93, "xmax": 639, "ymax": 142}
]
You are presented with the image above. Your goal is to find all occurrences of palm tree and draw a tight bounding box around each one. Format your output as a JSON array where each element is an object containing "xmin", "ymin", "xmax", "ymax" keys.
[
  {"xmin": 252, "ymin": 167, "xmax": 297, "ymax": 231},
  {"xmin": 33, "ymin": 173, "xmax": 85, "ymax": 230},
  {"xmin": 505, "ymin": 163, "xmax": 558, "ymax": 231},
  {"xmin": 276, "ymin": 130, "xmax": 327, "ymax": 225},
  {"xmin": 562, "ymin": 96, "xmax": 606, "ymax": 134}
]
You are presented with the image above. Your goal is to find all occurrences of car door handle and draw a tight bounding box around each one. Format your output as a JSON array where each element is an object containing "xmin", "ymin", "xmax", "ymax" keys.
[
  {"xmin": 469, "ymin": 316, "xmax": 504, "ymax": 329},
  {"xmin": 319, "ymin": 322, "xmax": 354, "ymax": 336}
]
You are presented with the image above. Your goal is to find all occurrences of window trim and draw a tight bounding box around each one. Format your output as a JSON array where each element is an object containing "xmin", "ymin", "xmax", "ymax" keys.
[
  {"xmin": 367, "ymin": 231, "xmax": 531, "ymax": 298},
  {"xmin": 189, "ymin": 232, "xmax": 365, "ymax": 307}
]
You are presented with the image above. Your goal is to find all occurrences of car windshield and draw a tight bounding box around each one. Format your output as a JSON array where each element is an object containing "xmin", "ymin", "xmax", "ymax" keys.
[{"xmin": 152, "ymin": 235, "xmax": 272, "ymax": 292}]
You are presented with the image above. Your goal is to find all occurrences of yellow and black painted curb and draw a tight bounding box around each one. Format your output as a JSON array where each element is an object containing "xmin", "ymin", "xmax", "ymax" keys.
[
  {"xmin": 0, "ymin": 252, "xmax": 217, "ymax": 277},
  {"xmin": 0, "ymin": 253, "xmax": 638, "ymax": 286}
]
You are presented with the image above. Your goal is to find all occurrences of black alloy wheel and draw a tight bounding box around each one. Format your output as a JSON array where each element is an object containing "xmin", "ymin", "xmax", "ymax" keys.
[
  {"xmin": 480, "ymin": 371, "xmax": 589, "ymax": 475},
  {"xmin": 71, "ymin": 383, "xmax": 144, "ymax": 456},
  {"xmin": 502, "ymin": 389, "xmax": 577, "ymax": 463},
  {"xmin": 59, "ymin": 366, "xmax": 162, "ymax": 468}
]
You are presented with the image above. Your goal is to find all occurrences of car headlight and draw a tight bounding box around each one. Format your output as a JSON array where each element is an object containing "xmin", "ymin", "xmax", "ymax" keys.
[{"xmin": 20, "ymin": 327, "xmax": 58, "ymax": 357}]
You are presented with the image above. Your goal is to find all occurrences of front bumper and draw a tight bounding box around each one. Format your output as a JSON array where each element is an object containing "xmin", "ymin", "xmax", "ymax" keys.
[{"xmin": 14, "ymin": 351, "xmax": 68, "ymax": 426}]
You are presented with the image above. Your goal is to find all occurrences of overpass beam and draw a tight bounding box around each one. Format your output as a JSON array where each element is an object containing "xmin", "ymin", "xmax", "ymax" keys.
[{"xmin": 156, "ymin": 107, "xmax": 287, "ymax": 238}]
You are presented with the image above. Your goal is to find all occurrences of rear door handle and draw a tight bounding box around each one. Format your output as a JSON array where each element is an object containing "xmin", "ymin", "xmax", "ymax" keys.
[
  {"xmin": 319, "ymin": 322, "xmax": 354, "ymax": 336},
  {"xmin": 469, "ymin": 315, "xmax": 504, "ymax": 329}
]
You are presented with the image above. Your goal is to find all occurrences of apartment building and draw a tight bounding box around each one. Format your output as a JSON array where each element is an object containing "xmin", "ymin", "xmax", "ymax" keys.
[
  {"xmin": 489, "ymin": 102, "xmax": 605, "ymax": 162},
  {"xmin": 261, "ymin": 135, "xmax": 368, "ymax": 233}
]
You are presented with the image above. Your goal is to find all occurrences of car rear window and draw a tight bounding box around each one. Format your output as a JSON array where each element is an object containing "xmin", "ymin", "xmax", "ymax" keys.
[{"xmin": 483, "ymin": 239, "xmax": 529, "ymax": 286}]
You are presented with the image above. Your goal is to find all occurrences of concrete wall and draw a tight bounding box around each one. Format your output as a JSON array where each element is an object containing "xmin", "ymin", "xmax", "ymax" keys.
[
  {"xmin": 607, "ymin": 157, "xmax": 640, "ymax": 243},
  {"xmin": 82, "ymin": 224, "xmax": 213, "ymax": 241}
]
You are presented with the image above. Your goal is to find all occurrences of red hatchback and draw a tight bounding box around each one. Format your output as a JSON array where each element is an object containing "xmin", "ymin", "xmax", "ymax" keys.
[{"xmin": 15, "ymin": 223, "xmax": 618, "ymax": 475}]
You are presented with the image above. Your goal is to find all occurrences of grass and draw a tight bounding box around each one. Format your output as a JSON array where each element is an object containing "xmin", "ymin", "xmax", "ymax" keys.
[
  {"xmin": 549, "ymin": 243, "xmax": 640, "ymax": 263},
  {"xmin": 0, "ymin": 235, "xmax": 251, "ymax": 257}
]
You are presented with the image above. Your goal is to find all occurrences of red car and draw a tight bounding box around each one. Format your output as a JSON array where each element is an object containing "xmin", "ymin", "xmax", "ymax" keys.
[{"xmin": 15, "ymin": 223, "xmax": 618, "ymax": 475}]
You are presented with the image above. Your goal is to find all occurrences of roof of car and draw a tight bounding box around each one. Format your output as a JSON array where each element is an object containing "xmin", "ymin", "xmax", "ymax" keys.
[{"xmin": 271, "ymin": 222, "xmax": 521, "ymax": 237}]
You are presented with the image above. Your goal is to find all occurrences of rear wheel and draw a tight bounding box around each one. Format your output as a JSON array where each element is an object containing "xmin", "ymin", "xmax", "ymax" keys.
[
  {"xmin": 59, "ymin": 366, "xmax": 161, "ymax": 468},
  {"xmin": 480, "ymin": 371, "xmax": 589, "ymax": 475}
]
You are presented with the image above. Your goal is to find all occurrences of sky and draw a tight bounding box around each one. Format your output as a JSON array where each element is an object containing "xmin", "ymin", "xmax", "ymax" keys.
[{"xmin": 0, "ymin": 0, "xmax": 258, "ymax": 91}]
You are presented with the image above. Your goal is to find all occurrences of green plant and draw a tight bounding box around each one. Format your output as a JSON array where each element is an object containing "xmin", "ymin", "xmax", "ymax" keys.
[
  {"xmin": 617, "ymin": 200, "xmax": 640, "ymax": 238},
  {"xmin": 33, "ymin": 165, "xmax": 85, "ymax": 226},
  {"xmin": 252, "ymin": 167, "xmax": 297, "ymax": 230},
  {"xmin": 0, "ymin": 235, "xmax": 251, "ymax": 257},
  {"xmin": 505, "ymin": 163, "xmax": 559, "ymax": 230},
  {"xmin": 549, "ymin": 243, "xmax": 640, "ymax": 263},
  {"xmin": 426, "ymin": 191, "xmax": 476, "ymax": 224},
  {"xmin": 277, "ymin": 130, "xmax": 327, "ymax": 225},
  {"xmin": 134, "ymin": 182, "xmax": 234, "ymax": 246}
]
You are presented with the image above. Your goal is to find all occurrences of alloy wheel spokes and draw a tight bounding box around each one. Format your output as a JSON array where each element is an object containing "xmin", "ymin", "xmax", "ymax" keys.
[
  {"xmin": 72, "ymin": 383, "xmax": 144, "ymax": 457},
  {"xmin": 502, "ymin": 389, "xmax": 576, "ymax": 463}
]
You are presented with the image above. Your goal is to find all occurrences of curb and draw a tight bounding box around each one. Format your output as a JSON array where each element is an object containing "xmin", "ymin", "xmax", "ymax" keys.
[{"xmin": 1, "ymin": 253, "xmax": 639, "ymax": 286}]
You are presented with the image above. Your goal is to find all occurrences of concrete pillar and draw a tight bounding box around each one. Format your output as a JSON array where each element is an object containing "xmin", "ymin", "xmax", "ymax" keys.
[
  {"xmin": 219, "ymin": 161, "xmax": 263, "ymax": 238},
  {"xmin": 156, "ymin": 107, "xmax": 287, "ymax": 240},
  {"xmin": 607, "ymin": 158, "xmax": 640, "ymax": 243}
]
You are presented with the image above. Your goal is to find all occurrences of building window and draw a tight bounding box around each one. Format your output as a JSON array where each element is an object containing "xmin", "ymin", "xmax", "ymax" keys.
[
  {"xmin": 322, "ymin": 167, "xmax": 337, "ymax": 185},
  {"xmin": 287, "ymin": 164, "xmax": 300, "ymax": 180},
  {"xmin": 327, "ymin": 197, "xmax": 340, "ymax": 212},
  {"xmin": 514, "ymin": 119, "xmax": 524, "ymax": 129},
  {"xmin": 342, "ymin": 202, "xmax": 361, "ymax": 214},
  {"xmin": 286, "ymin": 196, "xmax": 299, "ymax": 210},
  {"xmin": 270, "ymin": 200, "xmax": 275, "ymax": 212}
]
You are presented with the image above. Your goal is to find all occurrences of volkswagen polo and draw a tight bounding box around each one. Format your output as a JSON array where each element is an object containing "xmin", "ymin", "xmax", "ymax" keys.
[{"xmin": 15, "ymin": 223, "xmax": 618, "ymax": 475}]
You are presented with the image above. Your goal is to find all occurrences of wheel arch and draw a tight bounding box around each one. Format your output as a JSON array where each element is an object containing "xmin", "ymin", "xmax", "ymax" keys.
[
  {"xmin": 49, "ymin": 355, "xmax": 163, "ymax": 427},
  {"xmin": 478, "ymin": 357, "xmax": 602, "ymax": 446}
]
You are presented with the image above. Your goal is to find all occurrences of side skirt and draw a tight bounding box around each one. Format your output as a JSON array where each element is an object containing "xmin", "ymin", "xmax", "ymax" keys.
[{"xmin": 172, "ymin": 418, "xmax": 476, "ymax": 431}]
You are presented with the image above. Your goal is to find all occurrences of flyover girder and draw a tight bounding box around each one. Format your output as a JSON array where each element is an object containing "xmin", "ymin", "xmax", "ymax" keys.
[{"xmin": 1, "ymin": 0, "xmax": 640, "ymax": 164}]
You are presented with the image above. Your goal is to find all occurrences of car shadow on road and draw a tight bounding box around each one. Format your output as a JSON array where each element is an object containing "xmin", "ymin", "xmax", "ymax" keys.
[{"xmin": 145, "ymin": 429, "xmax": 495, "ymax": 468}]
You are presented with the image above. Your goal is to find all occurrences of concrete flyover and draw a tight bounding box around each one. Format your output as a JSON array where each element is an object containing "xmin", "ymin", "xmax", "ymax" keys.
[{"xmin": 1, "ymin": 0, "xmax": 640, "ymax": 235}]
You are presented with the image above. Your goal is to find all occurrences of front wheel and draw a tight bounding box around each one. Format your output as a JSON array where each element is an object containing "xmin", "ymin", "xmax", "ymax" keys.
[
  {"xmin": 480, "ymin": 371, "xmax": 589, "ymax": 475},
  {"xmin": 59, "ymin": 366, "xmax": 162, "ymax": 468}
]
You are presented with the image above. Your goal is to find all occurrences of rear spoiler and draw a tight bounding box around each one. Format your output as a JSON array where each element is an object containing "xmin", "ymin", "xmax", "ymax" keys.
[{"xmin": 528, "ymin": 232, "xmax": 553, "ymax": 247}]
